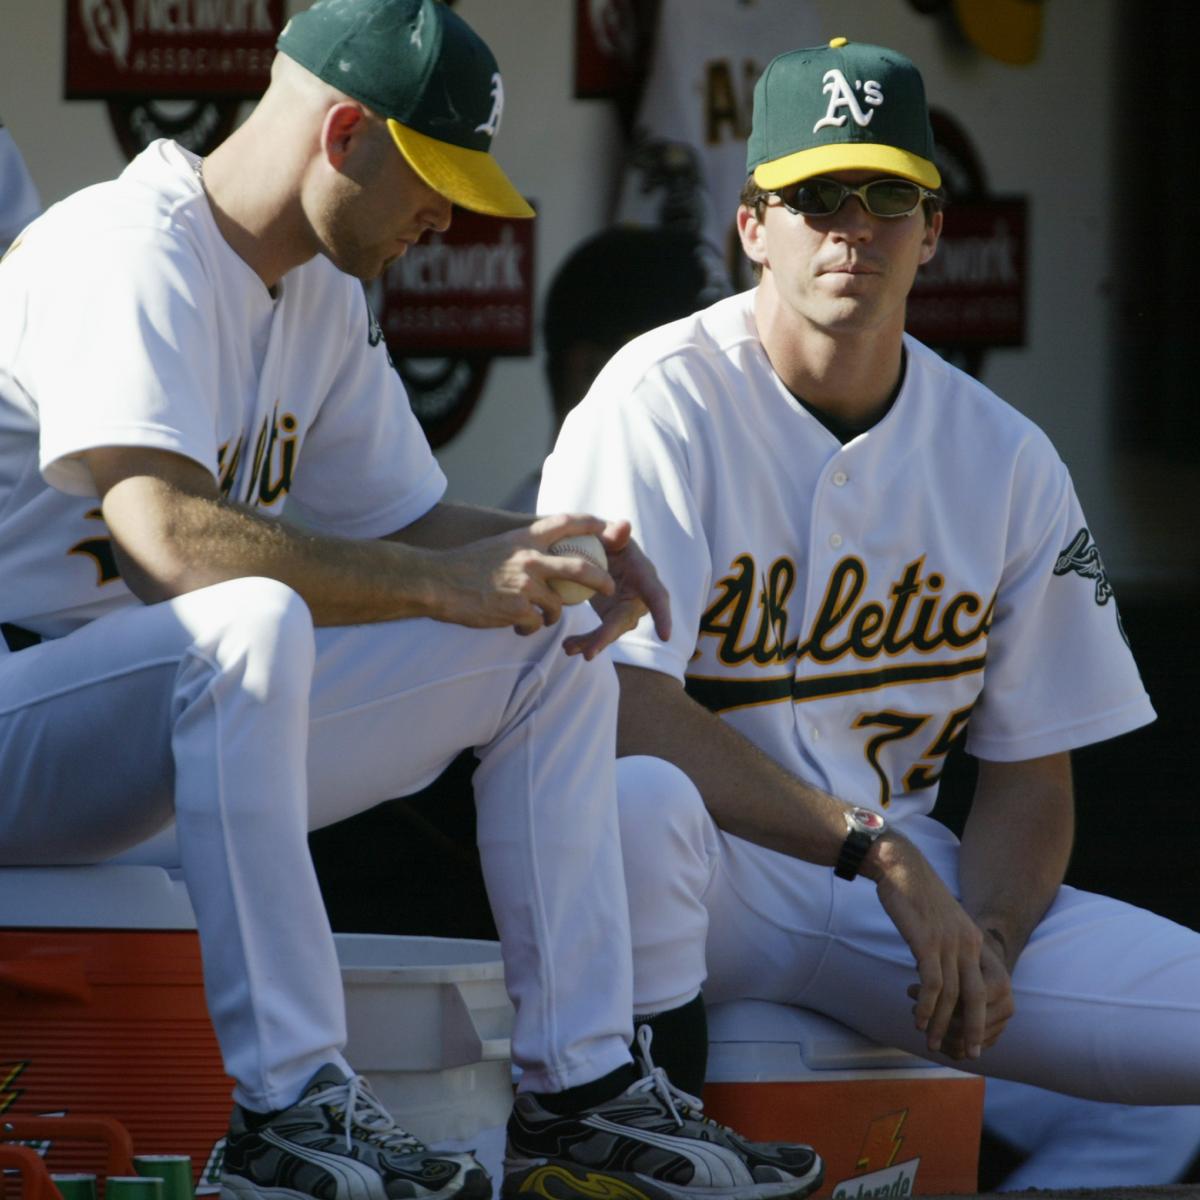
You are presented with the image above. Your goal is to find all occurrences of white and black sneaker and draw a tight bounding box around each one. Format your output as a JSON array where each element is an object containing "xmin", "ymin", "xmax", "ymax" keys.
[
  {"xmin": 501, "ymin": 1030, "xmax": 823, "ymax": 1200},
  {"xmin": 221, "ymin": 1063, "xmax": 492, "ymax": 1200}
]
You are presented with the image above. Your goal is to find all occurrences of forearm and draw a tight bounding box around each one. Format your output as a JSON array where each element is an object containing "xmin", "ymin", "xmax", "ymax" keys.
[
  {"xmin": 104, "ymin": 474, "xmax": 446, "ymax": 626},
  {"xmin": 92, "ymin": 449, "xmax": 638, "ymax": 637},
  {"xmin": 615, "ymin": 663, "xmax": 849, "ymax": 864},
  {"xmin": 617, "ymin": 662, "xmax": 1003, "ymax": 1056},
  {"xmin": 389, "ymin": 500, "xmax": 531, "ymax": 548},
  {"xmin": 957, "ymin": 752, "xmax": 1074, "ymax": 967}
]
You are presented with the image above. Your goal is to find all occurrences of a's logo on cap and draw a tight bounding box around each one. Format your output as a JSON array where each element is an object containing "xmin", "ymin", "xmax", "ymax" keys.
[
  {"xmin": 410, "ymin": 6, "xmax": 426, "ymax": 49},
  {"xmin": 813, "ymin": 68, "xmax": 883, "ymax": 133},
  {"xmin": 475, "ymin": 72, "xmax": 504, "ymax": 137}
]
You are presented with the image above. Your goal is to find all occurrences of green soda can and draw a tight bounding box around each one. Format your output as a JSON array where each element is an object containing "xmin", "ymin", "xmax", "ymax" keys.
[
  {"xmin": 104, "ymin": 1177, "xmax": 163, "ymax": 1200},
  {"xmin": 50, "ymin": 1174, "xmax": 97, "ymax": 1200},
  {"xmin": 133, "ymin": 1156, "xmax": 194, "ymax": 1200}
]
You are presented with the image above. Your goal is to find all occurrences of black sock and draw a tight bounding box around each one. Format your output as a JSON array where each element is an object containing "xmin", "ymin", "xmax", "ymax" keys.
[
  {"xmin": 633, "ymin": 992, "xmax": 708, "ymax": 1096},
  {"xmin": 528, "ymin": 1061, "xmax": 639, "ymax": 1116},
  {"xmin": 238, "ymin": 1105, "xmax": 281, "ymax": 1130}
]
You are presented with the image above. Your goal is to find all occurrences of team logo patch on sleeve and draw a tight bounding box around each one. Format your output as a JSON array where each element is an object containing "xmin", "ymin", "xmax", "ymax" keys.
[{"xmin": 1054, "ymin": 527, "xmax": 1128, "ymax": 644}]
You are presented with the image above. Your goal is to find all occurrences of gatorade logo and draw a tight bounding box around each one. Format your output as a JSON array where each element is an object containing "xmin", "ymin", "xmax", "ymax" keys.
[{"xmin": 832, "ymin": 1158, "xmax": 919, "ymax": 1199}]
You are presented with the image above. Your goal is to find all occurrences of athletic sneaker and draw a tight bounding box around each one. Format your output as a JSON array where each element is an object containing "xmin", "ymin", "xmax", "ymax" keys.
[
  {"xmin": 501, "ymin": 1030, "xmax": 823, "ymax": 1200},
  {"xmin": 221, "ymin": 1063, "xmax": 492, "ymax": 1200}
]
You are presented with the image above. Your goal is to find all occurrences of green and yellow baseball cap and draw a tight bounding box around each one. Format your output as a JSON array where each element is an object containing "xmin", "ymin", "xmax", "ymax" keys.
[
  {"xmin": 747, "ymin": 37, "xmax": 941, "ymax": 192},
  {"xmin": 278, "ymin": 0, "xmax": 534, "ymax": 219}
]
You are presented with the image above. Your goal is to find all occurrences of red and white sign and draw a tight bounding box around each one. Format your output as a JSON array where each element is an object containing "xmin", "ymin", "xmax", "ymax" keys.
[
  {"xmin": 377, "ymin": 209, "xmax": 536, "ymax": 358},
  {"xmin": 65, "ymin": 0, "xmax": 285, "ymax": 99},
  {"xmin": 574, "ymin": 0, "xmax": 642, "ymax": 99},
  {"xmin": 908, "ymin": 198, "xmax": 1028, "ymax": 347}
]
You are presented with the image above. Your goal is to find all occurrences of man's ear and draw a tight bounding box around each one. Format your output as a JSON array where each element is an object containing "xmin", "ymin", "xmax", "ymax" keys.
[
  {"xmin": 321, "ymin": 102, "xmax": 369, "ymax": 169},
  {"xmin": 737, "ymin": 204, "xmax": 768, "ymax": 269},
  {"xmin": 918, "ymin": 208, "xmax": 943, "ymax": 266}
]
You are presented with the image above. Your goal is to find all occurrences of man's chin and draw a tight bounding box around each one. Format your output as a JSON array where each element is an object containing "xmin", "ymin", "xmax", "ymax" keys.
[{"xmin": 322, "ymin": 247, "xmax": 394, "ymax": 283}]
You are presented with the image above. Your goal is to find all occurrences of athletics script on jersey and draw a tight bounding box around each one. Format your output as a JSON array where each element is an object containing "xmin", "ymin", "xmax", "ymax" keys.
[{"xmin": 685, "ymin": 554, "xmax": 994, "ymax": 715}]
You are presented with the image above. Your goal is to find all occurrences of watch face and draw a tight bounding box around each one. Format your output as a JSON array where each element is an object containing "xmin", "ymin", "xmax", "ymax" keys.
[{"xmin": 852, "ymin": 807, "xmax": 886, "ymax": 832}]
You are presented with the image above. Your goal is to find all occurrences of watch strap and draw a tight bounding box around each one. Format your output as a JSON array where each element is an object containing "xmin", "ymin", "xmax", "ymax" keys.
[{"xmin": 834, "ymin": 827, "xmax": 873, "ymax": 881}]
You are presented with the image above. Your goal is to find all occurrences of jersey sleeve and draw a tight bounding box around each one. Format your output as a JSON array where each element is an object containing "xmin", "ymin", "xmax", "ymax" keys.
[
  {"xmin": 539, "ymin": 357, "xmax": 711, "ymax": 682},
  {"xmin": 283, "ymin": 289, "xmax": 445, "ymax": 540},
  {"xmin": 32, "ymin": 230, "xmax": 224, "ymax": 496},
  {"xmin": 965, "ymin": 437, "xmax": 1155, "ymax": 761}
]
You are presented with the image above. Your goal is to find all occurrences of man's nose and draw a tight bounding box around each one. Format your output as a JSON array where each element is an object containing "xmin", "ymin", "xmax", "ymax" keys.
[
  {"xmin": 426, "ymin": 193, "xmax": 453, "ymax": 233},
  {"xmin": 830, "ymin": 195, "xmax": 875, "ymax": 239}
]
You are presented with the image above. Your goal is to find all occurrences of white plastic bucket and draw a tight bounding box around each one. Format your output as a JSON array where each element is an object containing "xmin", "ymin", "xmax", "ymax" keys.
[{"xmin": 334, "ymin": 934, "xmax": 515, "ymax": 1145}]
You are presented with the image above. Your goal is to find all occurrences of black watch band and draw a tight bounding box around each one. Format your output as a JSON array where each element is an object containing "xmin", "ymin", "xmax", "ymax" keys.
[{"xmin": 835, "ymin": 806, "xmax": 887, "ymax": 881}]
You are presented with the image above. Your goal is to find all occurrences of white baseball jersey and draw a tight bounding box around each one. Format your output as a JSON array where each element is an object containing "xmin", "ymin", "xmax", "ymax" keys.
[
  {"xmin": 0, "ymin": 139, "xmax": 444, "ymax": 638},
  {"xmin": 540, "ymin": 290, "xmax": 1154, "ymax": 822},
  {"xmin": 0, "ymin": 123, "xmax": 40, "ymax": 252}
]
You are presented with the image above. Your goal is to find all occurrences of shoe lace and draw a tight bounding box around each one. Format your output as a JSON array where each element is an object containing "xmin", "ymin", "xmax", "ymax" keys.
[
  {"xmin": 307, "ymin": 1074, "xmax": 426, "ymax": 1154},
  {"xmin": 631, "ymin": 1024, "xmax": 706, "ymax": 1131}
]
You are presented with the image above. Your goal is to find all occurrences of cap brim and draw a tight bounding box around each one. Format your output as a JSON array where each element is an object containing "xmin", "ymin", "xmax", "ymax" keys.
[
  {"xmin": 952, "ymin": 0, "xmax": 1042, "ymax": 66},
  {"xmin": 755, "ymin": 142, "xmax": 942, "ymax": 191},
  {"xmin": 388, "ymin": 119, "xmax": 534, "ymax": 219}
]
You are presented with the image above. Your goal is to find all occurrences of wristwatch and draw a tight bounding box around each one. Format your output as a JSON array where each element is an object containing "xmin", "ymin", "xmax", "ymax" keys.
[{"xmin": 834, "ymin": 806, "xmax": 888, "ymax": 881}]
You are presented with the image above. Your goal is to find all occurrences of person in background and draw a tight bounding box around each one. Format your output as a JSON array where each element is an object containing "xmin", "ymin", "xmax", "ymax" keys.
[
  {"xmin": 504, "ymin": 225, "xmax": 730, "ymax": 513},
  {"xmin": 0, "ymin": 118, "xmax": 41, "ymax": 254}
]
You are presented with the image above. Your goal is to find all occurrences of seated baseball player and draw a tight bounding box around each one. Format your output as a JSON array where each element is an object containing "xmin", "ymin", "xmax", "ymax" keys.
[
  {"xmin": 539, "ymin": 37, "xmax": 1200, "ymax": 1109},
  {"xmin": 0, "ymin": 3, "xmax": 824, "ymax": 1199}
]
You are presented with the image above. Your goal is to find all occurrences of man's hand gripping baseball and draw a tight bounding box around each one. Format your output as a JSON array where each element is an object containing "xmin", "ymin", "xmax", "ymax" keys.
[{"xmin": 428, "ymin": 513, "xmax": 670, "ymax": 655}]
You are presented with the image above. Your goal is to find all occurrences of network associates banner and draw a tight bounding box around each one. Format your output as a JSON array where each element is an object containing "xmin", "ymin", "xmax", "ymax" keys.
[{"xmin": 65, "ymin": 0, "xmax": 284, "ymax": 99}]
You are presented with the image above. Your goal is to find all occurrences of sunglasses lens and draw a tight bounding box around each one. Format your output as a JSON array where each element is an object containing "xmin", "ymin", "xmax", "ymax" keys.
[
  {"xmin": 863, "ymin": 180, "xmax": 922, "ymax": 216},
  {"xmin": 774, "ymin": 178, "xmax": 926, "ymax": 217},
  {"xmin": 779, "ymin": 179, "xmax": 844, "ymax": 215}
]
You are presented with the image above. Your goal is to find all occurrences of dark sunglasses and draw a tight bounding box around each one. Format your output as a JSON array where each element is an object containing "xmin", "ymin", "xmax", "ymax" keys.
[{"xmin": 769, "ymin": 176, "xmax": 938, "ymax": 219}]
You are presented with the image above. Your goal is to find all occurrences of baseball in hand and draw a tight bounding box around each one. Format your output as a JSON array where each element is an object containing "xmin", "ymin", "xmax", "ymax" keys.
[{"xmin": 547, "ymin": 534, "xmax": 608, "ymax": 605}]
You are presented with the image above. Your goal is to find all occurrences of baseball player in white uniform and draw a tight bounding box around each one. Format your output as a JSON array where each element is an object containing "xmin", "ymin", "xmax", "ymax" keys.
[
  {"xmin": 0, "ymin": 3, "xmax": 826, "ymax": 1199},
  {"xmin": 540, "ymin": 37, "xmax": 1200, "ymax": 1111}
]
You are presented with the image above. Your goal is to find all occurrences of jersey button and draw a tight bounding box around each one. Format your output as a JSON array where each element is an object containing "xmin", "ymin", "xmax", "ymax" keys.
[
  {"xmin": 832, "ymin": 470, "xmax": 848, "ymax": 486},
  {"xmin": 829, "ymin": 533, "xmax": 844, "ymax": 548}
]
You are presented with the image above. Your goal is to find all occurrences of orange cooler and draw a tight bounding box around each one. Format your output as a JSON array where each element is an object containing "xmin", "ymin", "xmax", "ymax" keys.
[
  {"xmin": 0, "ymin": 866, "xmax": 232, "ymax": 1191},
  {"xmin": 703, "ymin": 1000, "xmax": 983, "ymax": 1197}
]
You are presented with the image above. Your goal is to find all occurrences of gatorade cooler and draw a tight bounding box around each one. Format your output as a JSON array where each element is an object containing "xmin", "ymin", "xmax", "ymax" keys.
[
  {"xmin": 0, "ymin": 865, "xmax": 231, "ymax": 1190},
  {"xmin": 703, "ymin": 1000, "xmax": 983, "ymax": 1198},
  {"xmin": 0, "ymin": 871, "xmax": 516, "ymax": 1191}
]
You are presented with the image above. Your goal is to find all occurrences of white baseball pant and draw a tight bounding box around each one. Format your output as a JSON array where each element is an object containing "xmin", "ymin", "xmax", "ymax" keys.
[
  {"xmin": 616, "ymin": 756, "xmax": 1200, "ymax": 1104},
  {"xmin": 0, "ymin": 577, "xmax": 636, "ymax": 1111},
  {"xmin": 984, "ymin": 1077, "xmax": 1200, "ymax": 1189}
]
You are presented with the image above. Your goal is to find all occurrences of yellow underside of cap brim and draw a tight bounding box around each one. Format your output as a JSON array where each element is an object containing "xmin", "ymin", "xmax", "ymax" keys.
[
  {"xmin": 388, "ymin": 119, "xmax": 534, "ymax": 219},
  {"xmin": 755, "ymin": 142, "xmax": 942, "ymax": 191},
  {"xmin": 952, "ymin": 0, "xmax": 1042, "ymax": 66}
]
